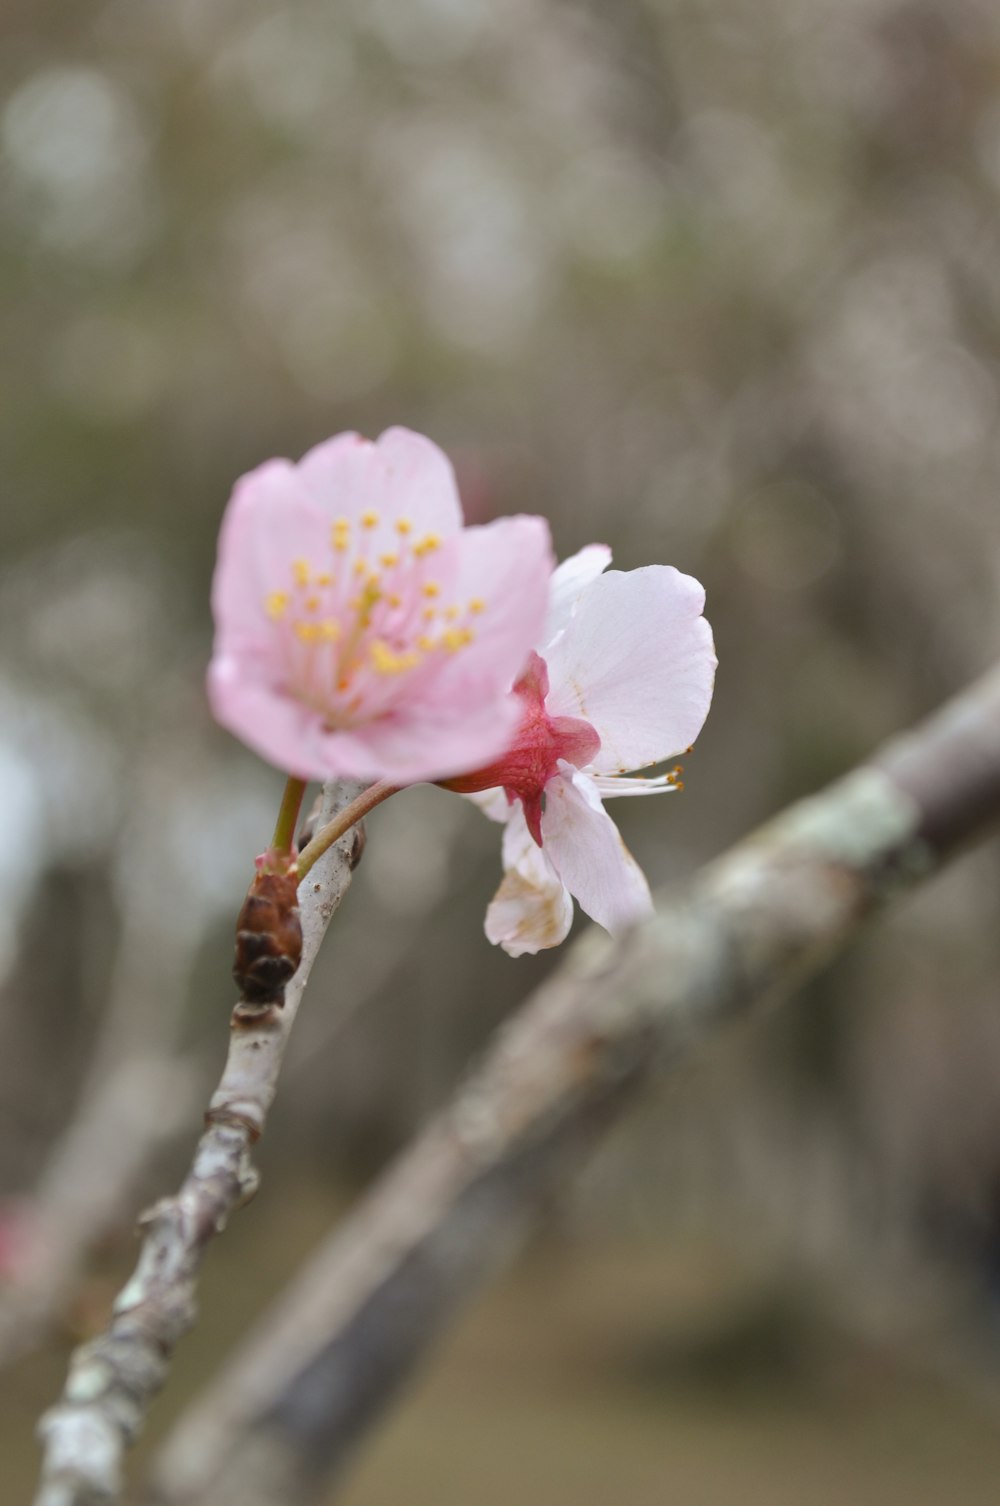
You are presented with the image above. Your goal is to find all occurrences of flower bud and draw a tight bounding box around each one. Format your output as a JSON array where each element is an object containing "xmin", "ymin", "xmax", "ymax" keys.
[{"xmin": 233, "ymin": 871, "xmax": 302, "ymax": 1006}]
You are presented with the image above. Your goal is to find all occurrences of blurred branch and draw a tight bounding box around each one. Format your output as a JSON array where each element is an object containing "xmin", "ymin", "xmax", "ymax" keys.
[
  {"xmin": 0, "ymin": 753, "xmax": 213, "ymax": 1371},
  {"xmin": 32, "ymin": 780, "xmax": 366, "ymax": 1506},
  {"xmin": 148, "ymin": 663, "xmax": 1000, "ymax": 1506},
  {"xmin": 0, "ymin": 1053, "xmax": 200, "ymax": 1373}
]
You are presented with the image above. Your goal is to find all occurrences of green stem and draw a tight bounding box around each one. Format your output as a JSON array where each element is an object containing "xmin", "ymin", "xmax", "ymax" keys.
[
  {"xmin": 297, "ymin": 780, "xmax": 399, "ymax": 879},
  {"xmin": 271, "ymin": 776, "xmax": 308, "ymax": 858}
]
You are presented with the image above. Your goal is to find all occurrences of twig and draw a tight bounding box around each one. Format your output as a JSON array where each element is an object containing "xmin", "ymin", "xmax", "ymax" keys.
[
  {"xmin": 147, "ymin": 664, "xmax": 1000, "ymax": 1506},
  {"xmin": 32, "ymin": 780, "xmax": 366, "ymax": 1506},
  {"xmin": 296, "ymin": 780, "xmax": 397, "ymax": 878}
]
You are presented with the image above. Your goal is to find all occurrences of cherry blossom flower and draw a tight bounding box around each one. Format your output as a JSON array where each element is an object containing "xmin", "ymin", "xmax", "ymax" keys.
[
  {"xmin": 208, "ymin": 428, "xmax": 553, "ymax": 784},
  {"xmin": 446, "ymin": 545, "xmax": 716, "ymax": 955}
]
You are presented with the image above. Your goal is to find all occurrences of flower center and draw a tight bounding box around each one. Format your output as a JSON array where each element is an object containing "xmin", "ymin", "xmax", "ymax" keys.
[
  {"xmin": 262, "ymin": 512, "xmax": 486, "ymax": 726},
  {"xmin": 441, "ymin": 651, "xmax": 600, "ymax": 844}
]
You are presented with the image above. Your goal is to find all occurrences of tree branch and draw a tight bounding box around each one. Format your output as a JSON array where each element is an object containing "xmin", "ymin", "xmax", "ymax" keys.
[
  {"xmin": 148, "ymin": 663, "xmax": 1000, "ymax": 1506},
  {"xmin": 32, "ymin": 780, "xmax": 366, "ymax": 1506}
]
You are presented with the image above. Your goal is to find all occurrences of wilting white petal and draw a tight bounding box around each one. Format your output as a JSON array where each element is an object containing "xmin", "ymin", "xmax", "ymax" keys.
[{"xmin": 484, "ymin": 806, "xmax": 573, "ymax": 956}]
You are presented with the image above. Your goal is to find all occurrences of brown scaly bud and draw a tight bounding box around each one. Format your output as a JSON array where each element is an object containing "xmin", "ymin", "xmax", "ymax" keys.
[{"xmin": 233, "ymin": 866, "xmax": 302, "ymax": 1006}]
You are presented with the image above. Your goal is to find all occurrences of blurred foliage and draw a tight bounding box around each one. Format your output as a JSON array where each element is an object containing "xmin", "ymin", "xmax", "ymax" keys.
[{"xmin": 2, "ymin": 0, "xmax": 1000, "ymax": 1498}]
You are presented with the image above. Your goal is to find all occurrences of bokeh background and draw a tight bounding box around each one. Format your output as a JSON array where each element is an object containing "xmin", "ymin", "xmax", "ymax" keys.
[{"xmin": 3, "ymin": 1, "xmax": 1000, "ymax": 1501}]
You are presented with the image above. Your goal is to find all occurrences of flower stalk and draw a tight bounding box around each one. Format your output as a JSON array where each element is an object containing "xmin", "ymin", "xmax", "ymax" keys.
[{"xmin": 270, "ymin": 776, "xmax": 308, "ymax": 860}]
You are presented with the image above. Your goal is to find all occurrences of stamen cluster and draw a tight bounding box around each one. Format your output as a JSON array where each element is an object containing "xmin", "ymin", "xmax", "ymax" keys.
[{"xmin": 261, "ymin": 512, "xmax": 484, "ymax": 727}]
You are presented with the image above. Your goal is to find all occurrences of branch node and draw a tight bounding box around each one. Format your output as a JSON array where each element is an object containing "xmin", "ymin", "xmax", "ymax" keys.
[{"xmin": 202, "ymin": 1106, "xmax": 262, "ymax": 1144}]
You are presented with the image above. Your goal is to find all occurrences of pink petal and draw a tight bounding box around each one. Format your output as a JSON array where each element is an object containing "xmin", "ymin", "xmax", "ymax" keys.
[
  {"xmin": 208, "ymin": 657, "xmax": 363, "ymax": 780},
  {"xmin": 211, "ymin": 459, "xmax": 329, "ymax": 652},
  {"xmin": 330, "ymin": 692, "xmax": 525, "ymax": 785},
  {"xmin": 543, "ymin": 542, "xmax": 612, "ymax": 648},
  {"xmin": 544, "ymin": 566, "xmax": 716, "ymax": 774},
  {"xmin": 297, "ymin": 427, "xmax": 463, "ymax": 536},
  {"xmin": 210, "ymin": 652, "xmax": 528, "ymax": 785},
  {"xmin": 420, "ymin": 515, "xmax": 554, "ymax": 712},
  {"xmin": 485, "ymin": 807, "xmax": 573, "ymax": 957},
  {"xmin": 540, "ymin": 768, "xmax": 653, "ymax": 936}
]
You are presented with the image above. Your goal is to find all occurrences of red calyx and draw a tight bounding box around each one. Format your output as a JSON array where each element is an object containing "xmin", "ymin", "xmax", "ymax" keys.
[{"xmin": 441, "ymin": 652, "xmax": 600, "ymax": 845}]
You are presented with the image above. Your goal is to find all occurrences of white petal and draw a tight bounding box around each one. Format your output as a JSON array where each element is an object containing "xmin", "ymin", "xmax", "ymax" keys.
[
  {"xmin": 464, "ymin": 787, "xmax": 512, "ymax": 823},
  {"xmin": 484, "ymin": 807, "xmax": 573, "ymax": 956},
  {"xmin": 543, "ymin": 543, "xmax": 612, "ymax": 649},
  {"xmin": 544, "ymin": 566, "xmax": 716, "ymax": 774},
  {"xmin": 540, "ymin": 768, "xmax": 653, "ymax": 936}
]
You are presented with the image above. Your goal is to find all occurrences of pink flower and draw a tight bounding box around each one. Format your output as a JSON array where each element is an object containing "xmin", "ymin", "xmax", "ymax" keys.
[
  {"xmin": 208, "ymin": 428, "xmax": 554, "ymax": 784},
  {"xmin": 447, "ymin": 545, "xmax": 716, "ymax": 955}
]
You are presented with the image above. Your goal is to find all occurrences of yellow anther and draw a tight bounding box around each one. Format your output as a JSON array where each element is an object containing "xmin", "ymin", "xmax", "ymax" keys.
[
  {"xmin": 422, "ymin": 581, "xmax": 440, "ymax": 599},
  {"xmin": 265, "ymin": 591, "xmax": 290, "ymax": 619},
  {"xmin": 305, "ymin": 594, "xmax": 321, "ymax": 612},
  {"xmin": 414, "ymin": 533, "xmax": 441, "ymax": 557},
  {"xmin": 294, "ymin": 621, "xmax": 320, "ymax": 642},
  {"xmin": 441, "ymin": 626, "xmax": 474, "ymax": 652},
  {"xmin": 444, "ymin": 605, "xmax": 460, "ymax": 622},
  {"xmin": 361, "ymin": 509, "xmax": 380, "ymax": 529},
  {"xmin": 370, "ymin": 640, "xmax": 395, "ymax": 673},
  {"xmin": 469, "ymin": 597, "xmax": 486, "ymax": 614},
  {"xmin": 395, "ymin": 517, "xmax": 413, "ymax": 535},
  {"xmin": 379, "ymin": 552, "xmax": 399, "ymax": 568},
  {"xmin": 387, "ymin": 592, "xmax": 402, "ymax": 608},
  {"xmin": 353, "ymin": 559, "xmax": 369, "ymax": 577},
  {"xmin": 333, "ymin": 516, "xmax": 351, "ymax": 532},
  {"xmin": 292, "ymin": 559, "xmax": 311, "ymax": 587},
  {"xmin": 417, "ymin": 634, "xmax": 436, "ymax": 652},
  {"xmin": 371, "ymin": 640, "xmax": 420, "ymax": 675},
  {"xmin": 422, "ymin": 606, "xmax": 437, "ymax": 622},
  {"xmin": 318, "ymin": 618, "xmax": 341, "ymax": 641},
  {"xmin": 316, "ymin": 572, "xmax": 332, "ymax": 586}
]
